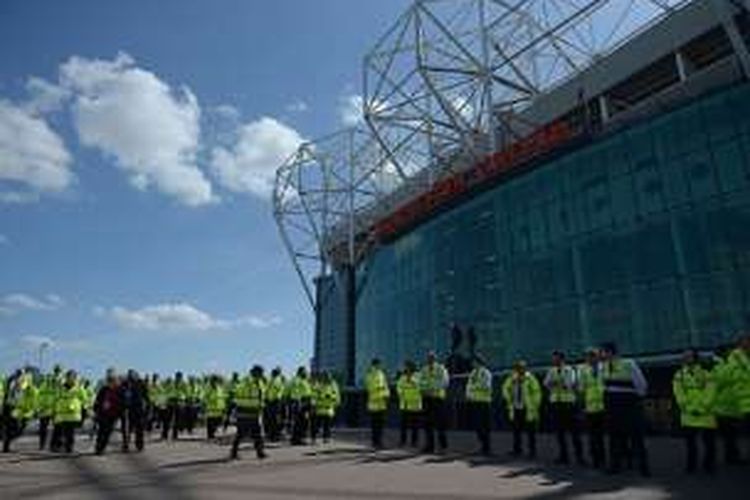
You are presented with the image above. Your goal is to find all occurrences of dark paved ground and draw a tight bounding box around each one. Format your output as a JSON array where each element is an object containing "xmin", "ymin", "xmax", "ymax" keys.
[{"xmin": 0, "ymin": 428, "xmax": 747, "ymax": 499}]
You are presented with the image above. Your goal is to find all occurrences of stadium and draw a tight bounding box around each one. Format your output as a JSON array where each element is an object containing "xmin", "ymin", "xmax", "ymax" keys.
[{"xmin": 273, "ymin": 0, "xmax": 750, "ymax": 406}]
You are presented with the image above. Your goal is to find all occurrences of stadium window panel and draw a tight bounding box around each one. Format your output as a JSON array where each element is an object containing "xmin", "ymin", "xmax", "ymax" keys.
[
  {"xmin": 662, "ymin": 160, "xmax": 691, "ymax": 208},
  {"xmin": 587, "ymin": 289, "xmax": 633, "ymax": 352},
  {"xmin": 635, "ymin": 281, "xmax": 689, "ymax": 354},
  {"xmin": 634, "ymin": 157, "xmax": 666, "ymax": 216},
  {"xmin": 702, "ymin": 93, "xmax": 738, "ymax": 145},
  {"xmin": 684, "ymin": 150, "xmax": 718, "ymax": 202},
  {"xmin": 610, "ymin": 173, "xmax": 637, "ymax": 227},
  {"xmin": 712, "ymin": 140, "xmax": 748, "ymax": 194},
  {"xmin": 687, "ymin": 274, "xmax": 735, "ymax": 347}
]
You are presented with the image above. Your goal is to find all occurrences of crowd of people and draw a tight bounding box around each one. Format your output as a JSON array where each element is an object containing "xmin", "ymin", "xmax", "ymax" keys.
[
  {"xmin": 367, "ymin": 336, "xmax": 750, "ymax": 476},
  {"xmin": 1, "ymin": 335, "xmax": 748, "ymax": 476}
]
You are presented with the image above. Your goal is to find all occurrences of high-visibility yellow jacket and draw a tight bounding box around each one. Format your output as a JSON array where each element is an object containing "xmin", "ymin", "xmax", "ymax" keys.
[
  {"xmin": 10, "ymin": 374, "xmax": 38, "ymax": 420},
  {"xmin": 204, "ymin": 384, "xmax": 227, "ymax": 418},
  {"xmin": 577, "ymin": 364, "xmax": 605, "ymax": 414},
  {"xmin": 266, "ymin": 375, "xmax": 287, "ymax": 402},
  {"xmin": 673, "ymin": 364, "xmax": 716, "ymax": 429},
  {"xmin": 313, "ymin": 381, "xmax": 341, "ymax": 417},
  {"xmin": 502, "ymin": 371, "xmax": 542, "ymax": 422},
  {"xmin": 466, "ymin": 366, "xmax": 493, "ymax": 404},
  {"xmin": 54, "ymin": 384, "xmax": 83, "ymax": 424},
  {"xmin": 396, "ymin": 373, "xmax": 422, "ymax": 412},
  {"xmin": 420, "ymin": 363, "xmax": 449, "ymax": 400},
  {"xmin": 727, "ymin": 348, "xmax": 750, "ymax": 415},
  {"xmin": 235, "ymin": 377, "xmax": 265, "ymax": 414},
  {"xmin": 37, "ymin": 376, "xmax": 59, "ymax": 418},
  {"xmin": 544, "ymin": 365, "xmax": 577, "ymax": 404},
  {"xmin": 287, "ymin": 375, "xmax": 313, "ymax": 402},
  {"xmin": 365, "ymin": 367, "xmax": 390, "ymax": 413},
  {"xmin": 712, "ymin": 356, "xmax": 742, "ymax": 418}
]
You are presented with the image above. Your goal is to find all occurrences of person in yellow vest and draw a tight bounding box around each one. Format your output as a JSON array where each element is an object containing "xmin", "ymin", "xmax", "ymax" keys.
[
  {"xmin": 37, "ymin": 373, "xmax": 58, "ymax": 450},
  {"xmin": 2, "ymin": 368, "xmax": 38, "ymax": 453},
  {"xmin": 231, "ymin": 365, "xmax": 267, "ymax": 460},
  {"xmin": 170, "ymin": 371, "xmax": 189, "ymax": 440},
  {"xmin": 159, "ymin": 378, "xmax": 174, "ymax": 440},
  {"xmin": 673, "ymin": 348, "xmax": 717, "ymax": 474},
  {"xmin": 420, "ymin": 351, "xmax": 449, "ymax": 453},
  {"xmin": 502, "ymin": 360, "xmax": 541, "ymax": 458},
  {"xmin": 396, "ymin": 361, "xmax": 422, "ymax": 448},
  {"xmin": 578, "ymin": 347, "xmax": 606, "ymax": 469},
  {"xmin": 600, "ymin": 341, "xmax": 650, "ymax": 476},
  {"xmin": 53, "ymin": 370, "xmax": 83, "ymax": 454},
  {"xmin": 366, "ymin": 358, "xmax": 390, "ymax": 450},
  {"xmin": 204, "ymin": 375, "xmax": 227, "ymax": 440},
  {"xmin": 312, "ymin": 371, "xmax": 340, "ymax": 444},
  {"xmin": 466, "ymin": 357, "xmax": 493, "ymax": 456},
  {"xmin": 265, "ymin": 367, "xmax": 286, "ymax": 442},
  {"xmin": 712, "ymin": 346, "xmax": 744, "ymax": 465},
  {"xmin": 727, "ymin": 334, "xmax": 750, "ymax": 459},
  {"xmin": 288, "ymin": 366, "xmax": 313, "ymax": 446},
  {"xmin": 544, "ymin": 350, "xmax": 584, "ymax": 465}
]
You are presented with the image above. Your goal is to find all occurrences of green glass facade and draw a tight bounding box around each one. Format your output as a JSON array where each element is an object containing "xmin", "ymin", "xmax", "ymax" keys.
[{"xmin": 349, "ymin": 83, "xmax": 750, "ymax": 382}]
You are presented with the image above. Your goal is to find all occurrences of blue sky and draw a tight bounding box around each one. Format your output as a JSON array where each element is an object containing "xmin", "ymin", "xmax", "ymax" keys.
[{"xmin": 0, "ymin": 0, "xmax": 407, "ymax": 378}]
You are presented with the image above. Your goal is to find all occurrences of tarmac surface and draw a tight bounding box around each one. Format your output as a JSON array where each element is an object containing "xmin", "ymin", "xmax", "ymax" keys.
[{"xmin": 0, "ymin": 428, "xmax": 747, "ymax": 500}]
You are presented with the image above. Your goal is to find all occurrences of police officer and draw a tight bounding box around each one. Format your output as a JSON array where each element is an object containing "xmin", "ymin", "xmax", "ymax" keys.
[
  {"xmin": 265, "ymin": 367, "xmax": 286, "ymax": 442},
  {"xmin": 288, "ymin": 366, "xmax": 313, "ymax": 446},
  {"xmin": 2, "ymin": 368, "xmax": 37, "ymax": 453},
  {"xmin": 466, "ymin": 357, "xmax": 493, "ymax": 456},
  {"xmin": 37, "ymin": 373, "xmax": 58, "ymax": 450},
  {"xmin": 365, "ymin": 358, "xmax": 390, "ymax": 450},
  {"xmin": 420, "ymin": 351, "xmax": 449, "ymax": 454},
  {"xmin": 396, "ymin": 361, "xmax": 422, "ymax": 448},
  {"xmin": 713, "ymin": 346, "xmax": 743, "ymax": 465},
  {"xmin": 727, "ymin": 334, "xmax": 750, "ymax": 460},
  {"xmin": 502, "ymin": 360, "xmax": 541, "ymax": 458},
  {"xmin": 673, "ymin": 348, "xmax": 716, "ymax": 474},
  {"xmin": 544, "ymin": 350, "xmax": 584, "ymax": 465},
  {"xmin": 204, "ymin": 375, "xmax": 227, "ymax": 440},
  {"xmin": 170, "ymin": 371, "xmax": 189, "ymax": 440},
  {"xmin": 231, "ymin": 365, "xmax": 267, "ymax": 460},
  {"xmin": 311, "ymin": 371, "xmax": 340, "ymax": 444},
  {"xmin": 53, "ymin": 370, "xmax": 83, "ymax": 454},
  {"xmin": 578, "ymin": 348, "xmax": 606, "ymax": 469},
  {"xmin": 601, "ymin": 341, "xmax": 650, "ymax": 476}
]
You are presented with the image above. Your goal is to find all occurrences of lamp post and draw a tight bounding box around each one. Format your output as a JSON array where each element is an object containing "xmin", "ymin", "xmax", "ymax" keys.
[{"xmin": 38, "ymin": 341, "xmax": 50, "ymax": 372}]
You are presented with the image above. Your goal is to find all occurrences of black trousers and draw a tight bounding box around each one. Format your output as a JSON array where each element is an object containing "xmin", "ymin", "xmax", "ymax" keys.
[
  {"xmin": 422, "ymin": 397, "xmax": 448, "ymax": 452},
  {"xmin": 469, "ymin": 402, "xmax": 492, "ymax": 454},
  {"xmin": 684, "ymin": 426, "xmax": 716, "ymax": 473},
  {"xmin": 265, "ymin": 401, "xmax": 282, "ymax": 441},
  {"xmin": 586, "ymin": 411, "xmax": 606, "ymax": 468},
  {"xmin": 121, "ymin": 410, "xmax": 144, "ymax": 451},
  {"xmin": 159, "ymin": 407, "xmax": 172, "ymax": 440},
  {"xmin": 399, "ymin": 411, "xmax": 420, "ymax": 447},
  {"xmin": 206, "ymin": 416, "xmax": 221, "ymax": 439},
  {"xmin": 2, "ymin": 411, "xmax": 26, "ymax": 453},
  {"xmin": 57, "ymin": 422, "xmax": 77, "ymax": 453},
  {"xmin": 232, "ymin": 415, "xmax": 265, "ymax": 458},
  {"xmin": 38, "ymin": 416, "xmax": 52, "ymax": 450},
  {"xmin": 50, "ymin": 422, "xmax": 63, "ymax": 451},
  {"xmin": 312, "ymin": 414, "xmax": 333, "ymax": 442},
  {"xmin": 95, "ymin": 416, "xmax": 118, "ymax": 454},
  {"xmin": 369, "ymin": 411, "xmax": 386, "ymax": 448},
  {"xmin": 605, "ymin": 392, "xmax": 649, "ymax": 475},
  {"xmin": 290, "ymin": 401, "xmax": 310, "ymax": 445},
  {"xmin": 549, "ymin": 402, "xmax": 583, "ymax": 463},
  {"xmin": 717, "ymin": 416, "xmax": 742, "ymax": 464},
  {"xmin": 511, "ymin": 410, "xmax": 536, "ymax": 457}
]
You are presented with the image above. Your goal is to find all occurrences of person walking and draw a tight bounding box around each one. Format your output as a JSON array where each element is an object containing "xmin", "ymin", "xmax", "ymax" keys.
[
  {"xmin": 420, "ymin": 351, "xmax": 449, "ymax": 454},
  {"xmin": 311, "ymin": 371, "xmax": 340, "ymax": 444},
  {"xmin": 366, "ymin": 358, "xmax": 390, "ymax": 450},
  {"xmin": 288, "ymin": 367, "xmax": 313, "ymax": 446},
  {"xmin": 502, "ymin": 360, "xmax": 541, "ymax": 458},
  {"xmin": 120, "ymin": 370, "xmax": 148, "ymax": 452},
  {"xmin": 2, "ymin": 369, "xmax": 38, "ymax": 453},
  {"xmin": 265, "ymin": 367, "xmax": 286, "ymax": 442},
  {"xmin": 396, "ymin": 361, "xmax": 422, "ymax": 448},
  {"xmin": 466, "ymin": 357, "xmax": 493, "ymax": 456},
  {"xmin": 204, "ymin": 375, "xmax": 227, "ymax": 440},
  {"xmin": 544, "ymin": 350, "xmax": 585, "ymax": 465},
  {"xmin": 230, "ymin": 365, "xmax": 267, "ymax": 460},
  {"xmin": 36, "ymin": 373, "xmax": 58, "ymax": 450},
  {"xmin": 673, "ymin": 349, "xmax": 717, "ymax": 474},
  {"xmin": 578, "ymin": 348, "xmax": 606, "ymax": 469},
  {"xmin": 713, "ymin": 347, "xmax": 744, "ymax": 465},
  {"xmin": 93, "ymin": 370, "xmax": 121, "ymax": 455},
  {"xmin": 726, "ymin": 334, "xmax": 750, "ymax": 461},
  {"xmin": 52, "ymin": 370, "xmax": 84, "ymax": 454},
  {"xmin": 601, "ymin": 341, "xmax": 650, "ymax": 476}
]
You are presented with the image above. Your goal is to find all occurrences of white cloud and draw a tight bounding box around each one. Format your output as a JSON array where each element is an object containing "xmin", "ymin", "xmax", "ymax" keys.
[
  {"xmin": 0, "ymin": 99, "xmax": 73, "ymax": 198},
  {"xmin": 59, "ymin": 52, "xmax": 216, "ymax": 207},
  {"xmin": 105, "ymin": 302, "xmax": 280, "ymax": 333},
  {"xmin": 338, "ymin": 94, "xmax": 364, "ymax": 126},
  {"xmin": 286, "ymin": 100, "xmax": 309, "ymax": 113},
  {"xmin": 0, "ymin": 293, "xmax": 64, "ymax": 316},
  {"xmin": 24, "ymin": 77, "xmax": 71, "ymax": 114},
  {"xmin": 210, "ymin": 117, "xmax": 304, "ymax": 198}
]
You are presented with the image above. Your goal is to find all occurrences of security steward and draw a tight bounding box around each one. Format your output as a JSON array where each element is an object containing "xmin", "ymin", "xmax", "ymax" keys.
[
  {"xmin": 230, "ymin": 365, "xmax": 267, "ymax": 460},
  {"xmin": 502, "ymin": 360, "xmax": 541, "ymax": 458},
  {"xmin": 396, "ymin": 361, "xmax": 422, "ymax": 448},
  {"xmin": 365, "ymin": 358, "xmax": 390, "ymax": 450},
  {"xmin": 53, "ymin": 370, "xmax": 84, "ymax": 454},
  {"xmin": 288, "ymin": 366, "xmax": 313, "ymax": 446},
  {"xmin": 466, "ymin": 357, "xmax": 493, "ymax": 456},
  {"xmin": 713, "ymin": 346, "xmax": 743, "ymax": 465},
  {"xmin": 544, "ymin": 350, "xmax": 584, "ymax": 465},
  {"xmin": 311, "ymin": 371, "xmax": 340, "ymax": 444},
  {"xmin": 727, "ymin": 335, "xmax": 750, "ymax": 459},
  {"xmin": 2, "ymin": 369, "xmax": 37, "ymax": 453},
  {"xmin": 420, "ymin": 351, "xmax": 449, "ymax": 453},
  {"xmin": 265, "ymin": 367, "xmax": 286, "ymax": 442},
  {"xmin": 204, "ymin": 375, "xmax": 227, "ymax": 440},
  {"xmin": 578, "ymin": 348, "xmax": 606, "ymax": 468},
  {"xmin": 673, "ymin": 348, "xmax": 717, "ymax": 474}
]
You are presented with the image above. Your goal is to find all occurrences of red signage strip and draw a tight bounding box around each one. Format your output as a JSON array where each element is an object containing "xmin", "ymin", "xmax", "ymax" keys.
[{"xmin": 372, "ymin": 120, "xmax": 576, "ymax": 241}]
